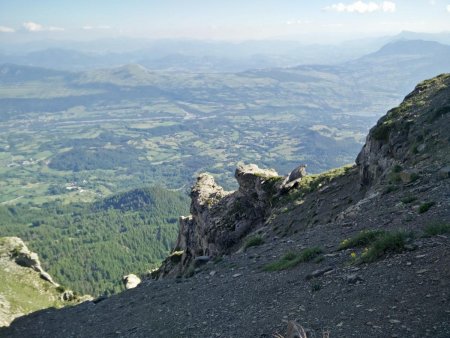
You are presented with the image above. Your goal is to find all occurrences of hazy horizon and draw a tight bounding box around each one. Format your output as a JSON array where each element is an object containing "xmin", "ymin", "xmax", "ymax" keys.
[{"xmin": 1, "ymin": 1, "xmax": 450, "ymax": 45}]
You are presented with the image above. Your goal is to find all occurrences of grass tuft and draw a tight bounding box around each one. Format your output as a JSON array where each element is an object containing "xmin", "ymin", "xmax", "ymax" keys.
[
  {"xmin": 401, "ymin": 195, "xmax": 417, "ymax": 204},
  {"xmin": 339, "ymin": 230, "xmax": 385, "ymax": 250},
  {"xmin": 263, "ymin": 247, "xmax": 322, "ymax": 272},
  {"xmin": 359, "ymin": 231, "xmax": 410, "ymax": 263},
  {"xmin": 418, "ymin": 202, "xmax": 435, "ymax": 214},
  {"xmin": 244, "ymin": 235, "xmax": 264, "ymax": 250},
  {"xmin": 423, "ymin": 222, "xmax": 450, "ymax": 237}
]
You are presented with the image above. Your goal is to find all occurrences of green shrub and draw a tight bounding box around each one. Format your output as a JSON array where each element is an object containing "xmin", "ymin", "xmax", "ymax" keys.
[
  {"xmin": 213, "ymin": 256, "xmax": 223, "ymax": 264},
  {"xmin": 419, "ymin": 202, "xmax": 435, "ymax": 214},
  {"xmin": 392, "ymin": 165, "xmax": 403, "ymax": 173},
  {"xmin": 244, "ymin": 235, "xmax": 264, "ymax": 250},
  {"xmin": 311, "ymin": 283, "xmax": 321, "ymax": 292},
  {"xmin": 383, "ymin": 185, "xmax": 399, "ymax": 195},
  {"xmin": 359, "ymin": 231, "xmax": 409, "ymax": 263},
  {"xmin": 263, "ymin": 247, "xmax": 322, "ymax": 272},
  {"xmin": 339, "ymin": 230, "xmax": 385, "ymax": 250},
  {"xmin": 423, "ymin": 222, "xmax": 450, "ymax": 237},
  {"xmin": 372, "ymin": 123, "xmax": 392, "ymax": 141},
  {"xmin": 56, "ymin": 286, "xmax": 66, "ymax": 293}
]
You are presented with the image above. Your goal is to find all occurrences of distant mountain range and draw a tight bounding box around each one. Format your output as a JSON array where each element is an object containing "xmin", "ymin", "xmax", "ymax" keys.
[{"xmin": 1, "ymin": 31, "xmax": 449, "ymax": 72}]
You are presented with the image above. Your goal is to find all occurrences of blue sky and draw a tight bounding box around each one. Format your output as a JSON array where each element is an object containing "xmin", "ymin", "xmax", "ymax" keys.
[{"xmin": 1, "ymin": 0, "xmax": 449, "ymax": 42}]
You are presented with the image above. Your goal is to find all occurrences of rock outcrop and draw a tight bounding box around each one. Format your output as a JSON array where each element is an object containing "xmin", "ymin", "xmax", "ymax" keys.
[
  {"xmin": 122, "ymin": 274, "xmax": 141, "ymax": 289},
  {"xmin": 0, "ymin": 237, "xmax": 63, "ymax": 326},
  {"xmin": 10, "ymin": 237, "xmax": 59, "ymax": 287},
  {"xmin": 357, "ymin": 73, "xmax": 450, "ymax": 187},
  {"xmin": 280, "ymin": 164, "xmax": 307, "ymax": 191},
  {"xmin": 155, "ymin": 164, "xmax": 282, "ymax": 278},
  {"xmin": 0, "ymin": 237, "xmax": 92, "ymax": 327}
]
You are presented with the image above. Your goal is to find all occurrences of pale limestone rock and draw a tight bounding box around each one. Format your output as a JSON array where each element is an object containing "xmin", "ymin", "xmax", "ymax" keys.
[{"xmin": 123, "ymin": 274, "xmax": 141, "ymax": 289}]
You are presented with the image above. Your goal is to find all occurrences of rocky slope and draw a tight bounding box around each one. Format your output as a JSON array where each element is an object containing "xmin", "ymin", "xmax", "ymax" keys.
[
  {"xmin": 1, "ymin": 74, "xmax": 450, "ymax": 337},
  {"xmin": 0, "ymin": 237, "xmax": 90, "ymax": 327}
]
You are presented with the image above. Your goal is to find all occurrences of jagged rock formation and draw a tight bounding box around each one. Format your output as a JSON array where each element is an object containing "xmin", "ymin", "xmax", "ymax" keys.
[
  {"xmin": 156, "ymin": 164, "xmax": 281, "ymax": 278},
  {"xmin": 1, "ymin": 74, "xmax": 449, "ymax": 338},
  {"xmin": 10, "ymin": 237, "xmax": 59, "ymax": 287}
]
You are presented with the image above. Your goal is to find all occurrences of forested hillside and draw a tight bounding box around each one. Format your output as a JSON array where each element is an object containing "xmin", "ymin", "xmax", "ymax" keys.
[{"xmin": 0, "ymin": 187, "xmax": 189, "ymax": 295}]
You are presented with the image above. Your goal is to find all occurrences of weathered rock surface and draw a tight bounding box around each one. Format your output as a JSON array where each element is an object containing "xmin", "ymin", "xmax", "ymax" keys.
[
  {"xmin": 281, "ymin": 164, "xmax": 307, "ymax": 191},
  {"xmin": 357, "ymin": 74, "xmax": 450, "ymax": 187},
  {"xmin": 11, "ymin": 237, "xmax": 59, "ymax": 287},
  {"xmin": 155, "ymin": 164, "xmax": 281, "ymax": 278},
  {"xmin": 122, "ymin": 274, "xmax": 141, "ymax": 290}
]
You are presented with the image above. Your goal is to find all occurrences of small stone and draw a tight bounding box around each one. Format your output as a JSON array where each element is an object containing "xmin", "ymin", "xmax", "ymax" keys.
[
  {"xmin": 346, "ymin": 273, "xmax": 363, "ymax": 284},
  {"xmin": 194, "ymin": 256, "xmax": 210, "ymax": 267},
  {"xmin": 415, "ymin": 254, "xmax": 426, "ymax": 258},
  {"xmin": 306, "ymin": 266, "xmax": 333, "ymax": 280},
  {"xmin": 404, "ymin": 244, "xmax": 416, "ymax": 251},
  {"xmin": 232, "ymin": 273, "xmax": 242, "ymax": 278},
  {"xmin": 209, "ymin": 270, "xmax": 216, "ymax": 276},
  {"xmin": 438, "ymin": 167, "xmax": 450, "ymax": 179},
  {"xmin": 406, "ymin": 262, "xmax": 412, "ymax": 266},
  {"xmin": 416, "ymin": 269, "xmax": 428, "ymax": 274},
  {"xmin": 389, "ymin": 319, "xmax": 401, "ymax": 324}
]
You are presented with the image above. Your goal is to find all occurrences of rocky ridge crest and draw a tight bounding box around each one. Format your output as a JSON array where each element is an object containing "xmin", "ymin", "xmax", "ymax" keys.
[{"xmin": 156, "ymin": 164, "xmax": 281, "ymax": 278}]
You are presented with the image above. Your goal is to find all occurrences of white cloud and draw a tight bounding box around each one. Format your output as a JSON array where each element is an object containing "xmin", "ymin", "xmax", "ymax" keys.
[
  {"xmin": 325, "ymin": 1, "xmax": 396, "ymax": 14},
  {"xmin": 447, "ymin": 4, "xmax": 450, "ymax": 12},
  {"xmin": 0, "ymin": 26, "xmax": 15, "ymax": 33},
  {"xmin": 82, "ymin": 25, "xmax": 111, "ymax": 30},
  {"xmin": 23, "ymin": 21, "xmax": 44, "ymax": 32},
  {"xmin": 23, "ymin": 21, "xmax": 64, "ymax": 32}
]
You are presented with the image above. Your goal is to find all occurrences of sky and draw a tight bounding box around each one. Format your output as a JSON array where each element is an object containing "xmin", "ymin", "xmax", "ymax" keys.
[{"xmin": 0, "ymin": 0, "xmax": 450, "ymax": 43}]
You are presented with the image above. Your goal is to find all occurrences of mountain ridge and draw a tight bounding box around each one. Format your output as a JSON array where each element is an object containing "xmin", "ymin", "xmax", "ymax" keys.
[{"xmin": 1, "ymin": 74, "xmax": 449, "ymax": 337}]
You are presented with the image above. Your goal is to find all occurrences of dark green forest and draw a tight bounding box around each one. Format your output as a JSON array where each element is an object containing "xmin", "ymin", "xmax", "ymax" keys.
[{"xmin": 0, "ymin": 187, "xmax": 189, "ymax": 296}]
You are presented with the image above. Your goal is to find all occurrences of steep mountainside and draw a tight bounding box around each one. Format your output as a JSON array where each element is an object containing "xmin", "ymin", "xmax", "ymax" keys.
[
  {"xmin": 0, "ymin": 237, "xmax": 89, "ymax": 327},
  {"xmin": 1, "ymin": 74, "xmax": 449, "ymax": 337}
]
